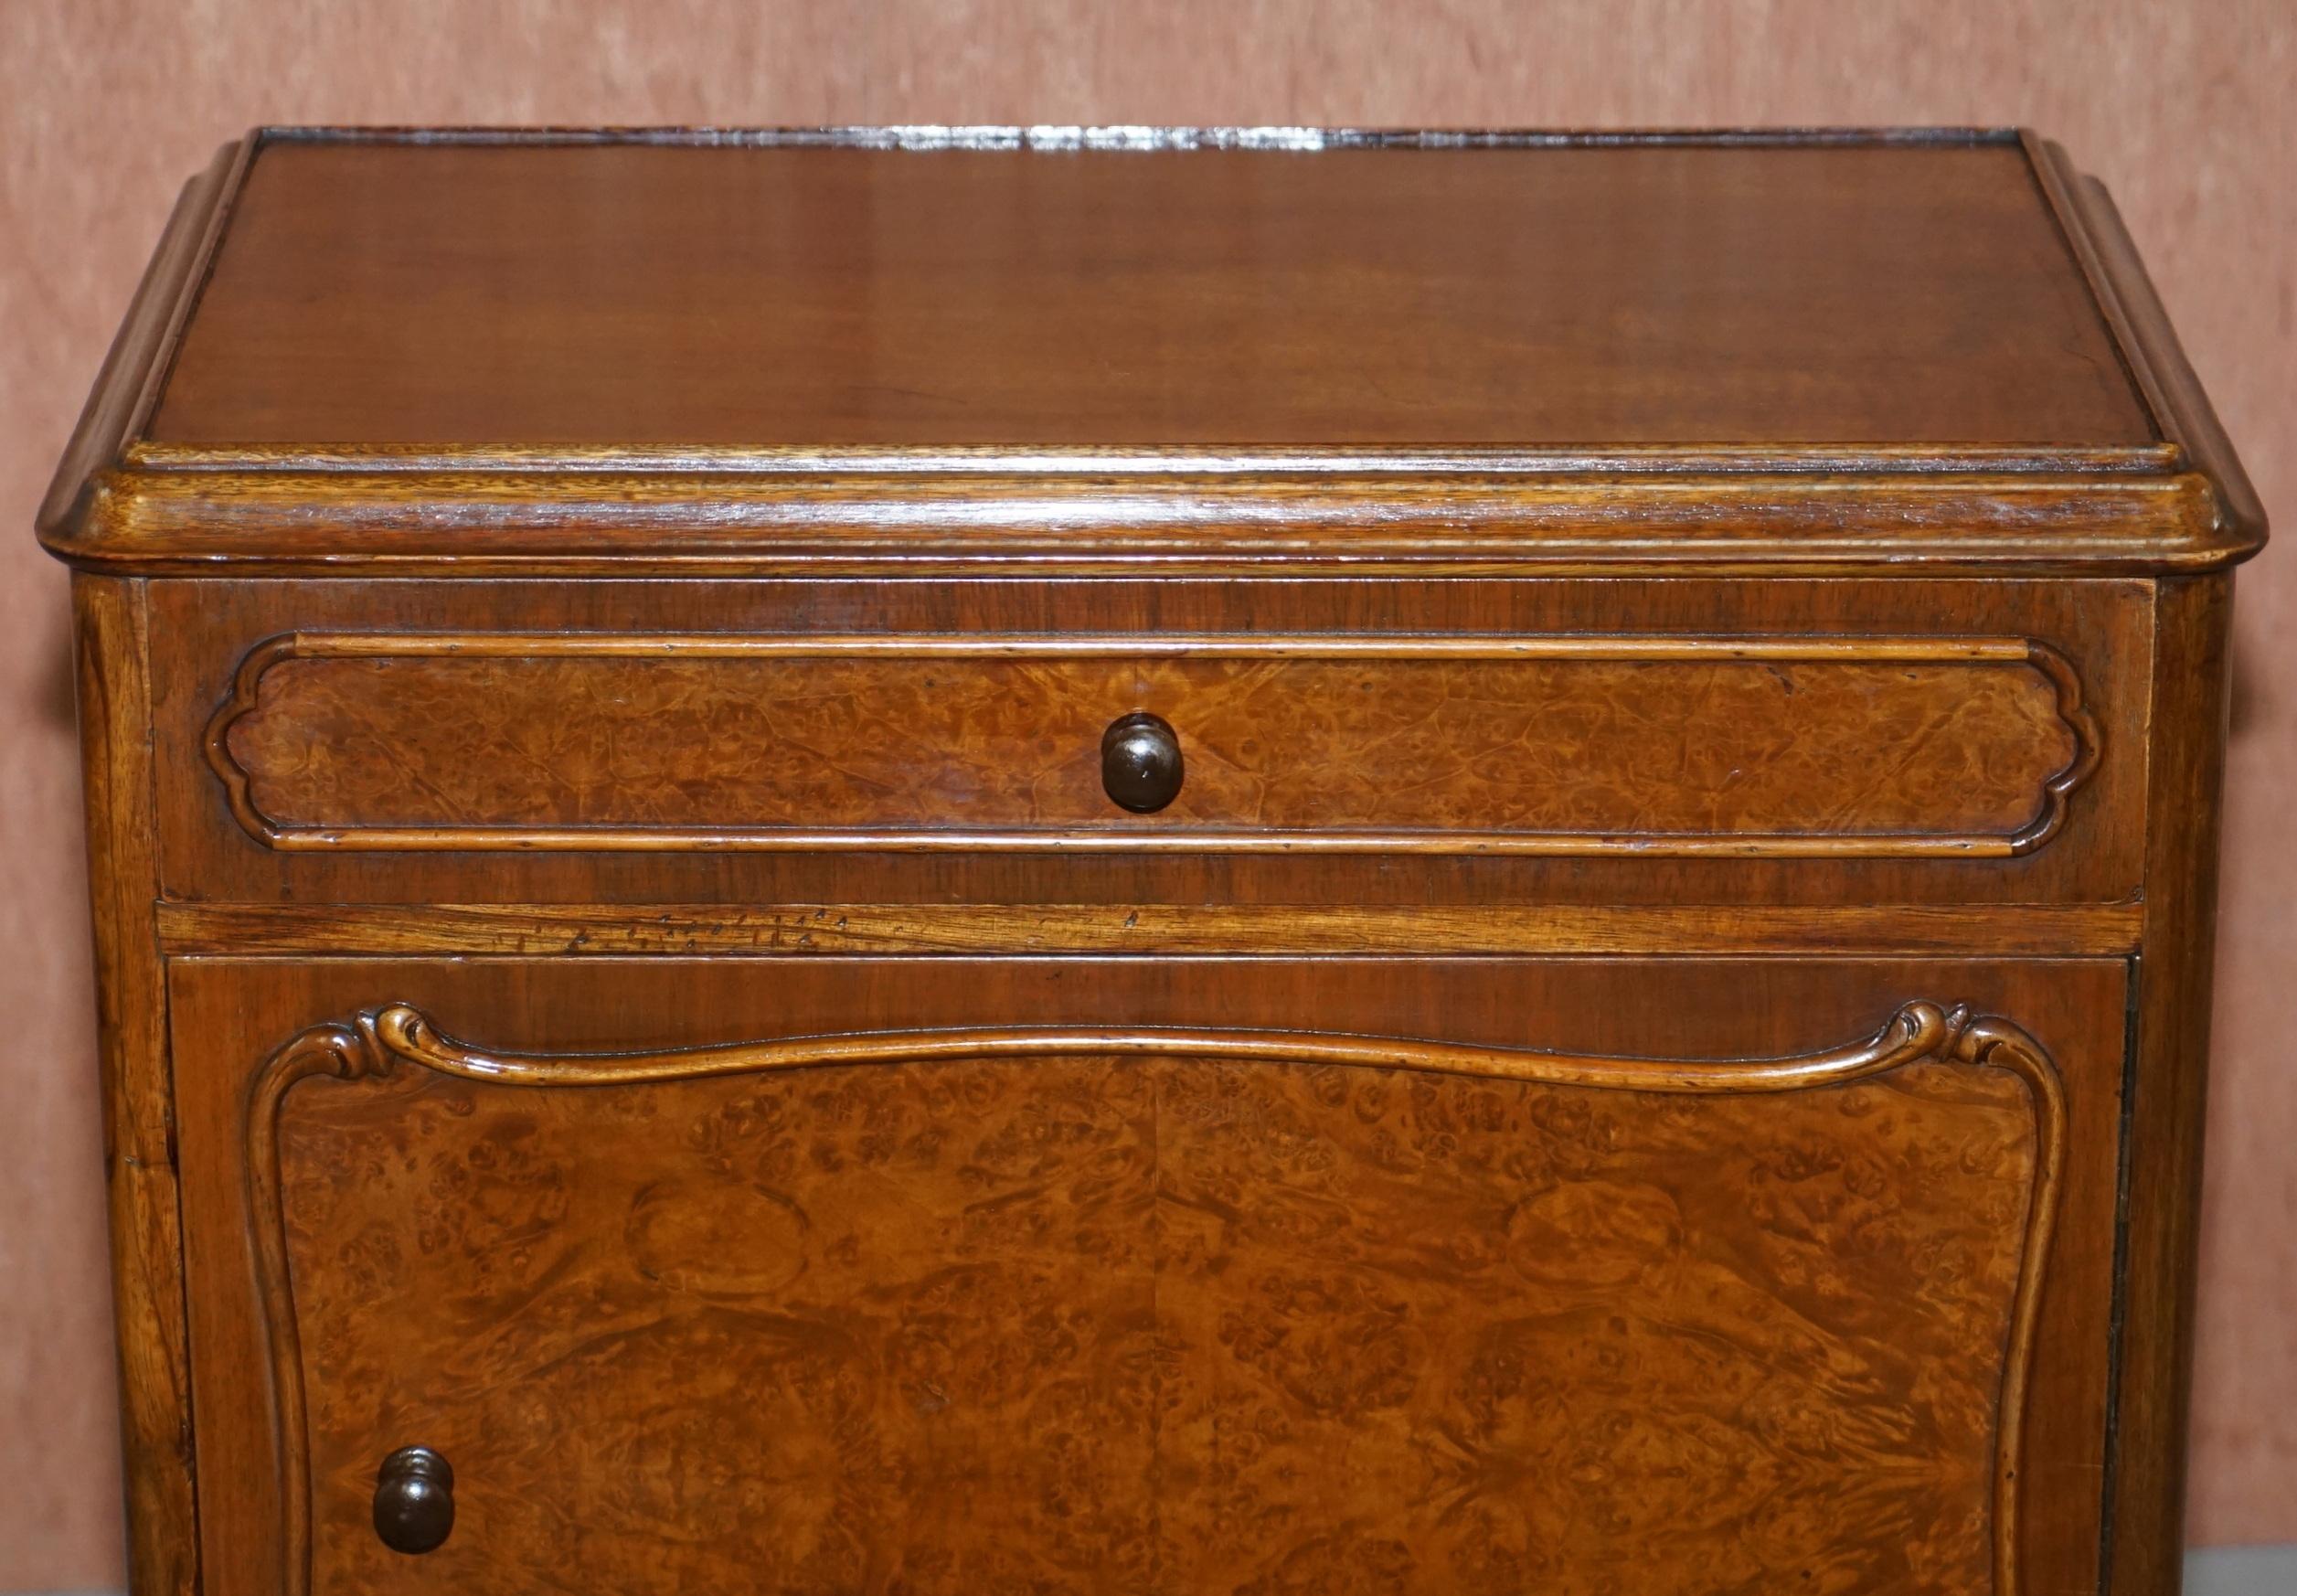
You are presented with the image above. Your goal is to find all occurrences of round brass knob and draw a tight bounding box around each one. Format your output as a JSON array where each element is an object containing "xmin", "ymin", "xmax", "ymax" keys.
[
  {"xmin": 373, "ymin": 1445, "xmax": 454, "ymax": 1555},
  {"xmin": 1101, "ymin": 711, "xmax": 1184, "ymax": 814}
]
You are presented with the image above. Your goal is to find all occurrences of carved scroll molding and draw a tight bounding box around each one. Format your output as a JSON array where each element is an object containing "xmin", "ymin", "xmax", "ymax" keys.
[
  {"xmin": 203, "ymin": 632, "xmax": 2100, "ymax": 857},
  {"xmin": 247, "ymin": 1000, "xmax": 2064, "ymax": 1596}
]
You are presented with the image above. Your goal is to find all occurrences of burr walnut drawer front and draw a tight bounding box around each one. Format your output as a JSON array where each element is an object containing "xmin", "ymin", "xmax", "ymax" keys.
[
  {"xmin": 173, "ymin": 955, "xmax": 2125, "ymax": 1596},
  {"xmin": 197, "ymin": 631, "xmax": 2100, "ymax": 858}
]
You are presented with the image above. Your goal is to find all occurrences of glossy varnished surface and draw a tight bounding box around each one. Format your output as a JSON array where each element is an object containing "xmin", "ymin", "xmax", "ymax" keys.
[
  {"xmin": 70, "ymin": 579, "xmax": 198, "ymax": 1596},
  {"xmin": 149, "ymin": 134, "xmax": 2152, "ymax": 451},
  {"xmin": 207, "ymin": 633, "xmax": 2088, "ymax": 856},
  {"xmin": 37, "ymin": 126, "xmax": 2261, "ymax": 1596},
  {"xmin": 43, "ymin": 133, "xmax": 2264, "ymax": 580},
  {"xmin": 170, "ymin": 957, "xmax": 2123, "ymax": 1596},
  {"xmin": 260, "ymin": 1006, "xmax": 2048, "ymax": 1595},
  {"xmin": 152, "ymin": 899, "xmax": 2149, "ymax": 959},
  {"xmin": 152, "ymin": 577, "xmax": 2151, "ymax": 904}
]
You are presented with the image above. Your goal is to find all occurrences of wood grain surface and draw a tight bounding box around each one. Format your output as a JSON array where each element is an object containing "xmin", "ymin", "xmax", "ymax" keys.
[
  {"xmin": 37, "ymin": 133, "xmax": 2260, "ymax": 581},
  {"xmin": 149, "ymin": 899, "xmax": 2148, "ymax": 958},
  {"xmin": 250, "ymin": 1000, "xmax": 2057, "ymax": 1596},
  {"xmin": 69, "ymin": 579, "xmax": 197, "ymax": 1596},
  {"xmin": 150, "ymin": 578, "xmax": 2151, "ymax": 910},
  {"xmin": 150, "ymin": 136, "xmax": 2151, "ymax": 451},
  {"xmin": 207, "ymin": 633, "xmax": 2090, "ymax": 856},
  {"xmin": 4, "ymin": 7, "xmax": 2291, "ymax": 1590},
  {"xmin": 167, "ymin": 957, "xmax": 2123, "ymax": 1596}
]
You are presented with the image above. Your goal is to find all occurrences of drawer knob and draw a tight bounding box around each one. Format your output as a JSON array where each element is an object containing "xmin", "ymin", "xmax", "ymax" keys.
[
  {"xmin": 1101, "ymin": 712, "xmax": 1185, "ymax": 813},
  {"xmin": 373, "ymin": 1445, "xmax": 454, "ymax": 1555}
]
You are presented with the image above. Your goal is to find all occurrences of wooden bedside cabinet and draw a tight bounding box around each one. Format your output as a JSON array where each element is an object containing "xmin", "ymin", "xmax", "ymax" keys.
[{"xmin": 40, "ymin": 127, "xmax": 2262, "ymax": 1596}]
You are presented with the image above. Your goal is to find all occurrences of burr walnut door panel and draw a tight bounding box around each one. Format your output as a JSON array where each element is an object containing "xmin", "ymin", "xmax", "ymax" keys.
[{"xmin": 169, "ymin": 957, "xmax": 2127, "ymax": 1596}]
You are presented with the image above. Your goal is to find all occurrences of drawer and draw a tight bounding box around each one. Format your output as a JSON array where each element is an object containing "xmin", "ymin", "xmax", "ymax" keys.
[
  {"xmin": 152, "ymin": 579, "xmax": 2148, "ymax": 906},
  {"xmin": 170, "ymin": 956, "xmax": 2126, "ymax": 1596},
  {"xmin": 204, "ymin": 631, "xmax": 2093, "ymax": 856}
]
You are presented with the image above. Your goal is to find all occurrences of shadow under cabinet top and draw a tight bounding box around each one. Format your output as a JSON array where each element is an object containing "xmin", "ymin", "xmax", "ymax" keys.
[{"xmin": 38, "ymin": 126, "xmax": 2264, "ymax": 578}]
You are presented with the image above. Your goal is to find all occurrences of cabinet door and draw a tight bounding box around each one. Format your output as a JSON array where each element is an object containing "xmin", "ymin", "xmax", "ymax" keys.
[{"xmin": 171, "ymin": 957, "xmax": 2124, "ymax": 1596}]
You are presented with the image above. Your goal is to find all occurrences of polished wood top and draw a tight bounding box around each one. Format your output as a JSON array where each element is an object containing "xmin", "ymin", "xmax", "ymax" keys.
[
  {"xmin": 146, "ymin": 130, "xmax": 2153, "ymax": 452},
  {"xmin": 39, "ymin": 130, "xmax": 2265, "ymax": 577}
]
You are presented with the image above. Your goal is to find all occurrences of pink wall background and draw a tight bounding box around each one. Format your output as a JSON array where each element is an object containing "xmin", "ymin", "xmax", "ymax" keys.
[{"xmin": 2, "ymin": 2, "xmax": 2288, "ymax": 1583}]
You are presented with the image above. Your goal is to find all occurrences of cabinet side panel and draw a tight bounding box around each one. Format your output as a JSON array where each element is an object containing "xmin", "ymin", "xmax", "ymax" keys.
[
  {"xmin": 74, "ymin": 574, "xmax": 197, "ymax": 1596},
  {"xmin": 2111, "ymin": 574, "xmax": 2234, "ymax": 1595}
]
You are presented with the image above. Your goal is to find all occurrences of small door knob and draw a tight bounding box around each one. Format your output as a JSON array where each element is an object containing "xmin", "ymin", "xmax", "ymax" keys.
[
  {"xmin": 1101, "ymin": 712, "xmax": 1184, "ymax": 814},
  {"xmin": 373, "ymin": 1445, "xmax": 454, "ymax": 1555}
]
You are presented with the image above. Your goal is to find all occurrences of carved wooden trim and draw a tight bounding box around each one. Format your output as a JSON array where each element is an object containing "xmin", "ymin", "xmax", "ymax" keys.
[
  {"xmin": 2019, "ymin": 640, "xmax": 2105, "ymax": 851},
  {"xmin": 246, "ymin": 999, "xmax": 2064, "ymax": 1596},
  {"xmin": 202, "ymin": 631, "xmax": 2100, "ymax": 858},
  {"xmin": 56, "ymin": 467, "xmax": 2248, "ymax": 577},
  {"xmin": 244, "ymin": 1020, "xmax": 393, "ymax": 1596}
]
